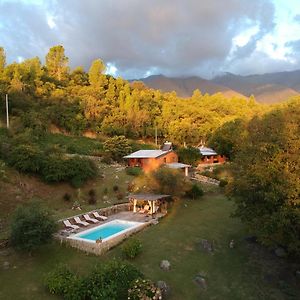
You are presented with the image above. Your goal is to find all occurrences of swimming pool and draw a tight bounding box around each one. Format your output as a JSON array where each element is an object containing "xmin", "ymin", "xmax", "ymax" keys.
[{"xmin": 68, "ymin": 219, "xmax": 144, "ymax": 243}]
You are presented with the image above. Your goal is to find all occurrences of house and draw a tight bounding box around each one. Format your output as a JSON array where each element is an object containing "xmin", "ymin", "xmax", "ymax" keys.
[
  {"xmin": 198, "ymin": 146, "xmax": 226, "ymax": 165},
  {"xmin": 124, "ymin": 142, "xmax": 179, "ymax": 173}
]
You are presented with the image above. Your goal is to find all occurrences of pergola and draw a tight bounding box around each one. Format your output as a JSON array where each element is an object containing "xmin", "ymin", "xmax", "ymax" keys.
[{"xmin": 128, "ymin": 193, "xmax": 171, "ymax": 215}]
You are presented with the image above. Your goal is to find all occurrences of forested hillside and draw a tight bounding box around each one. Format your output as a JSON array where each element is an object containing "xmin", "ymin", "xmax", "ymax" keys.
[{"xmin": 0, "ymin": 45, "xmax": 267, "ymax": 145}]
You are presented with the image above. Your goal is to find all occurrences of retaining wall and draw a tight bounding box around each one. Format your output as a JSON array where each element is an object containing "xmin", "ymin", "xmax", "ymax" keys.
[{"xmin": 60, "ymin": 222, "xmax": 150, "ymax": 256}]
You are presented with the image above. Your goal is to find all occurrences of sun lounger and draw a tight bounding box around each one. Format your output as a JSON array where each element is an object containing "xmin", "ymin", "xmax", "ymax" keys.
[
  {"xmin": 83, "ymin": 214, "xmax": 99, "ymax": 223},
  {"xmin": 63, "ymin": 220, "xmax": 80, "ymax": 230},
  {"xmin": 92, "ymin": 211, "xmax": 108, "ymax": 221},
  {"xmin": 74, "ymin": 216, "xmax": 89, "ymax": 226}
]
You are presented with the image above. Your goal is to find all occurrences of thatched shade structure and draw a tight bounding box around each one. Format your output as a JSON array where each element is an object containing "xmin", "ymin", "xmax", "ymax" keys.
[{"xmin": 128, "ymin": 193, "xmax": 171, "ymax": 215}]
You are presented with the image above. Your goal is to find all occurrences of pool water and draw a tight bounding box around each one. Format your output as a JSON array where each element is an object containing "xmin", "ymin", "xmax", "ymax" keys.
[{"xmin": 70, "ymin": 220, "xmax": 143, "ymax": 242}]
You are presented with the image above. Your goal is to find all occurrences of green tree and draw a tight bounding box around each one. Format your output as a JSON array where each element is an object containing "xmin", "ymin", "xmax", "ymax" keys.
[
  {"xmin": 103, "ymin": 135, "xmax": 132, "ymax": 161},
  {"xmin": 88, "ymin": 59, "xmax": 106, "ymax": 86},
  {"xmin": 45, "ymin": 45, "xmax": 69, "ymax": 81},
  {"xmin": 10, "ymin": 201, "xmax": 57, "ymax": 252},
  {"xmin": 134, "ymin": 167, "xmax": 191, "ymax": 197},
  {"xmin": 230, "ymin": 100, "xmax": 300, "ymax": 256},
  {"xmin": 177, "ymin": 146, "xmax": 202, "ymax": 166},
  {"xmin": 208, "ymin": 118, "xmax": 247, "ymax": 159},
  {"xmin": 0, "ymin": 46, "xmax": 6, "ymax": 73}
]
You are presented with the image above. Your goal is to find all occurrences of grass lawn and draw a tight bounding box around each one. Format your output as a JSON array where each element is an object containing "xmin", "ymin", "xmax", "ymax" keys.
[{"xmin": 1, "ymin": 188, "xmax": 298, "ymax": 300}]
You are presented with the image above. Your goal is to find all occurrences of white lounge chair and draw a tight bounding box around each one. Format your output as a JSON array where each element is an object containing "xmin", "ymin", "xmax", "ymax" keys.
[
  {"xmin": 92, "ymin": 211, "xmax": 108, "ymax": 221},
  {"xmin": 63, "ymin": 220, "xmax": 80, "ymax": 230},
  {"xmin": 74, "ymin": 216, "xmax": 89, "ymax": 226},
  {"xmin": 83, "ymin": 214, "xmax": 99, "ymax": 224}
]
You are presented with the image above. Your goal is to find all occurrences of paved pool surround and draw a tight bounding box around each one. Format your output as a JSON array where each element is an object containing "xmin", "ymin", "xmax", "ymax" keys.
[
  {"xmin": 57, "ymin": 203, "xmax": 161, "ymax": 256},
  {"xmin": 64, "ymin": 221, "xmax": 150, "ymax": 256}
]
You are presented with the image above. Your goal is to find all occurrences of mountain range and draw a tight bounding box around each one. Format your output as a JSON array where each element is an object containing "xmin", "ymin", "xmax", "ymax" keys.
[{"xmin": 135, "ymin": 69, "xmax": 300, "ymax": 103}]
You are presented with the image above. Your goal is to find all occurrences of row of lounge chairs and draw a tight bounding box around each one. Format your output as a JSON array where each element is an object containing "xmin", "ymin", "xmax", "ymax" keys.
[{"xmin": 63, "ymin": 211, "xmax": 108, "ymax": 230}]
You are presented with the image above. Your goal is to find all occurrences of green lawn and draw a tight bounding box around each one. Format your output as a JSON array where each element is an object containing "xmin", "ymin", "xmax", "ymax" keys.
[{"xmin": 1, "ymin": 188, "xmax": 298, "ymax": 300}]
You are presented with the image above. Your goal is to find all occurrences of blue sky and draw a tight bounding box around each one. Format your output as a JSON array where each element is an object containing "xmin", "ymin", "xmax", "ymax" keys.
[{"xmin": 1, "ymin": 0, "xmax": 300, "ymax": 79}]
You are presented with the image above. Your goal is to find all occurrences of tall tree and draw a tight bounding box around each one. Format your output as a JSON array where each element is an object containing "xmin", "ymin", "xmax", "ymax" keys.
[
  {"xmin": 88, "ymin": 59, "xmax": 106, "ymax": 86},
  {"xmin": 0, "ymin": 47, "xmax": 6, "ymax": 73},
  {"xmin": 45, "ymin": 45, "xmax": 69, "ymax": 81},
  {"xmin": 230, "ymin": 99, "xmax": 300, "ymax": 256}
]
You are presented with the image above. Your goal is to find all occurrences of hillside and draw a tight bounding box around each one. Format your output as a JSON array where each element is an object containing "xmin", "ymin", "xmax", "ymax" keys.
[
  {"xmin": 213, "ymin": 71, "xmax": 300, "ymax": 103},
  {"xmin": 137, "ymin": 75, "xmax": 246, "ymax": 98},
  {"xmin": 137, "ymin": 70, "xmax": 300, "ymax": 103}
]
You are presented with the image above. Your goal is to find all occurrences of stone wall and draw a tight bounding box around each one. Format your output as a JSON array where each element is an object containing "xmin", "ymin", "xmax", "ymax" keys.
[{"xmin": 60, "ymin": 222, "xmax": 150, "ymax": 256}]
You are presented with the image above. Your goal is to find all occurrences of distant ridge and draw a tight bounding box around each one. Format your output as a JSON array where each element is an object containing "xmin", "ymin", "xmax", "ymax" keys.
[
  {"xmin": 135, "ymin": 69, "xmax": 300, "ymax": 103},
  {"xmin": 137, "ymin": 75, "xmax": 245, "ymax": 99}
]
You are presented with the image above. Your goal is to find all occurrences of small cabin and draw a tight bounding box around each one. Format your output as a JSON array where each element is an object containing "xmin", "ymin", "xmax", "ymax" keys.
[
  {"xmin": 198, "ymin": 146, "xmax": 226, "ymax": 165},
  {"xmin": 124, "ymin": 142, "xmax": 178, "ymax": 173}
]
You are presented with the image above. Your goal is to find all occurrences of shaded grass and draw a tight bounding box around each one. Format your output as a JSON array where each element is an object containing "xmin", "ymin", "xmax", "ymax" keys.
[
  {"xmin": 39, "ymin": 133, "xmax": 104, "ymax": 156},
  {"xmin": 1, "ymin": 191, "xmax": 298, "ymax": 299}
]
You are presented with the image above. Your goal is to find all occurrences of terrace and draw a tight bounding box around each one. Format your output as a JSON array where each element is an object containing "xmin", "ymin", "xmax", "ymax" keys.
[{"xmin": 57, "ymin": 195, "xmax": 170, "ymax": 255}]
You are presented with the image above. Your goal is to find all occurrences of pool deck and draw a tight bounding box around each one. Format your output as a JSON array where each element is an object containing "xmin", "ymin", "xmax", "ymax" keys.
[
  {"xmin": 58, "ymin": 211, "xmax": 164, "ymax": 238},
  {"xmin": 57, "ymin": 210, "xmax": 165, "ymax": 256}
]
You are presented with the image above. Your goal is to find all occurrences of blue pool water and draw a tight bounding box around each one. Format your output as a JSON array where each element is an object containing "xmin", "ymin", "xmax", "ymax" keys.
[{"xmin": 78, "ymin": 220, "xmax": 138, "ymax": 241}]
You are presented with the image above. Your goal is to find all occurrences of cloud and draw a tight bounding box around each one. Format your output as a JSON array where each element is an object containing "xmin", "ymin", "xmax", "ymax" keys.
[
  {"xmin": 294, "ymin": 15, "xmax": 300, "ymax": 23},
  {"xmin": 0, "ymin": 0, "xmax": 298, "ymax": 78}
]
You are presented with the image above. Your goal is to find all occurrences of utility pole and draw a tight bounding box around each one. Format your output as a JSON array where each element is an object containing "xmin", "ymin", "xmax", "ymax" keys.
[{"xmin": 5, "ymin": 94, "xmax": 9, "ymax": 129}]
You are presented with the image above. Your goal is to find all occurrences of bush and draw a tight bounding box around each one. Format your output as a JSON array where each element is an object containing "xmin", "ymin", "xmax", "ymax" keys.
[
  {"xmin": 41, "ymin": 155, "xmax": 97, "ymax": 187},
  {"xmin": 44, "ymin": 264, "xmax": 81, "ymax": 298},
  {"xmin": 101, "ymin": 153, "xmax": 113, "ymax": 164},
  {"xmin": 103, "ymin": 187, "xmax": 108, "ymax": 195},
  {"xmin": 63, "ymin": 193, "xmax": 71, "ymax": 202},
  {"xmin": 10, "ymin": 202, "xmax": 57, "ymax": 252},
  {"xmin": 177, "ymin": 146, "xmax": 202, "ymax": 166},
  {"xmin": 219, "ymin": 179, "xmax": 228, "ymax": 187},
  {"xmin": 128, "ymin": 278, "xmax": 162, "ymax": 300},
  {"xmin": 103, "ymin": 135, "xmax": 132, "ymax": 162},
  {"xmin": 185, "ymin": 183, "xmax": 204, "ymax": 199},
  {"xmin": 88, "ymin": 189, "xmax": 97, "ymax": 205},
  {"xmin": 116, "ymin": 192, "xmax": 124, "ymax": 200},
  {"xmin": 113, "ymin": 185, "xmax": 119, "ymax": 192},
  {"xmin": 82, "ymin": 259, "xmax": 142, "ymax": 300},
  {"xmin": 121, "ymin": 238, "xmax": 143, "ymax": 259},
  {"xmin": 45, "ymin": 259, "xmax": 143, "ymax": 300},
  {"xmin": 8, "ymin": 144, "xmax": 44, "ymax": 173},
  {"xmin": 126, "ymin": 166, "xmax": 143, "ymax": 176},
  {"xmin": 151, "ymin": 167, "xmax": 190, "ymax": 197}
]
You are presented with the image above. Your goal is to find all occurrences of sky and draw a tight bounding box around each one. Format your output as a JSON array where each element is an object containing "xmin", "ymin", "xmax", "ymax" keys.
[{"xmin": 1, "ymin": 0, "xmax": 300, "ymax": 79}]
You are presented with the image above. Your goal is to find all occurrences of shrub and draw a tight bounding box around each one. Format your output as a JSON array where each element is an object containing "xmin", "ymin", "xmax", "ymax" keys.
[
  {"xmin": 113, "ymin": 185, "xmax": 119, "ymax": 192},
  {"xmin": 40, "ymin": 155, "xmax": 69, "ymax": 182},
  {"xmin": 219, "ymin": 179, "xmax": 228, "ymax": 187},
  {"xmin": 185, "ymin": 183, "xmax": 204, "ymax": 199},
  {"xmin": 121, "ymin": 238, "xmax": 143, "ymax": 259},
  {"xmin": 82, "ymin": 259, "xmax": 142, "ymax": 300},
  {"xmin": 8, "ymin": 144, "xmax": 44, "ymax": 173},
  {"xmin": 103, "ymin": 187, "xmax": 108, "ymax": 195},
  {"xmin": 151, "ymin": 167, "xmax": 190, "ymax": 197},
  {"xmin": 63, "ymin": 193, "xmax": 71, "ymax": 202},
  {"xmin": 88, "ymin": 189, "xmax": 97, "ymax": 205},
  {"xmin": 116, "ymin": 192, "xmax": 124, "ymax": 200},
  {"xmin": 101, "ymin": 153, "xmax": 113, "ymax": 164},
  {"xmin": 45, "ymin": 260, "xmax": 143, "ymax": 300},
  {"xmin": 41, "ymin": 156, "xmax": 96, "ymax": 187},
  {"xmin": 177, "ymin": 146, "xmax": 202, "ymax": 166},
  {"xmin": 65, "ymin": 157, "xmax": 97, "ymax": 188},
  {"xmin": 126, "ymin": 167, "xmax": 143, "ymax": 176},
  {"xmin": 44, "ymin": 264, "xmax": 80, "ymax": 298},
  {"xmin": 10, "ymin": 202, "xmax": 57, "ymax": 252},
  {"xmin": 128, "ymin": 279, "xmax": 162, "ymax": 300},
  {"xmin": 103, "ymin": 135, "xmax": 132, "ymax": 162}
]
